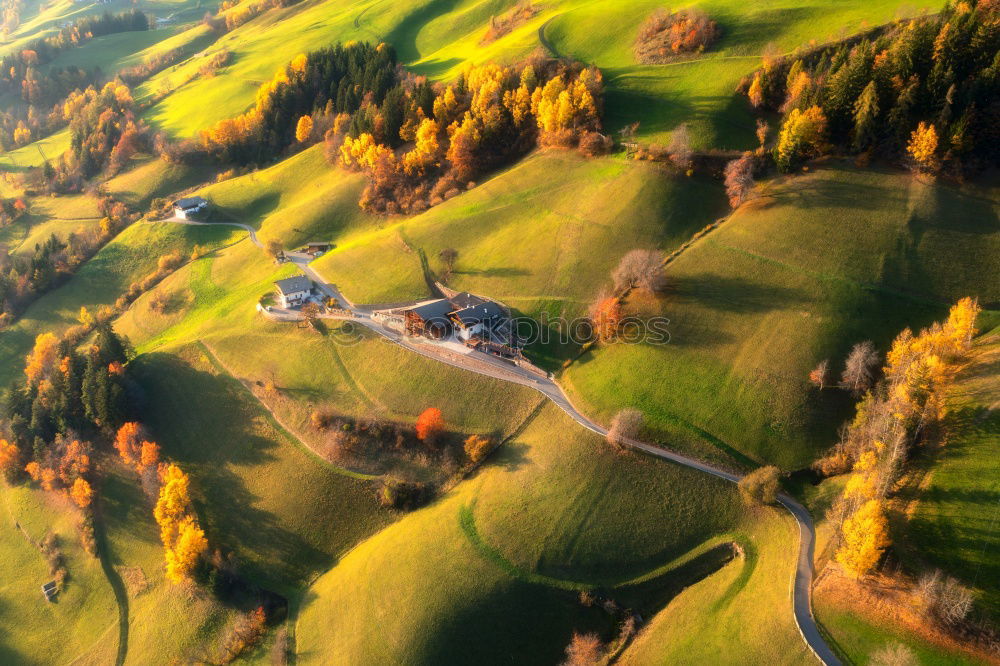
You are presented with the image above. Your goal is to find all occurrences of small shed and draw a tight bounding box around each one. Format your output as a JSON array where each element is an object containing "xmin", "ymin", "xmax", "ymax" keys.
[
  {"xmin": 41, "ymin": 581, "xmax": 57, "ymax": 602},
  {"xmin": 274, "ymin": 276, "xmax": 313, "ymax": 308},
  {"xmin": 303, "ymin": 242, "xmax": 332, "ymax": 257},
  {"xmin": 173, "ymin": 196, "xmax": 209, "ymax": 220}
]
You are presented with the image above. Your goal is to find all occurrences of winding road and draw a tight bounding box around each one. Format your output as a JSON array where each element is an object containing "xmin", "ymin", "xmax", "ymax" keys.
[{"xmin": 157, "ymin": 217, "xmax": 839, "ymax": 665}]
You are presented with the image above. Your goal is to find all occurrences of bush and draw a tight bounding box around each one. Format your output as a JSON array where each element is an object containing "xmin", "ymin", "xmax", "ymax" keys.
[
  {"xmin": 607, "ymin": 408, "xmax": 644, "ymax": 451},
  {"xmin": 377, "ymin": 477, "xmax": 433, "ymax": 510},
  {"xmin": 463, "ymin": 434, "xmax": 493, "ymax": 464},
  {"xmin": 738, "ymin": 465, "xmax": 781, "ymax": 506}
]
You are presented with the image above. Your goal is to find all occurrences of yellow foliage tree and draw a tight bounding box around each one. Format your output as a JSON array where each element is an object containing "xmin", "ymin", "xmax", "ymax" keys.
[
  {"xmin": 0, "ymin": 439, "xmax": 20, "ymax": 480},
  {"xmin": 164, "ymin": 518, "xmax": 208, "ymax": 583},
  {"xmin": 295, "ymin": 115, "xmax": 314, "ymax": 143},
  {"xmin": 70, "ymin": 478, "xmax": 93, "ymax": 508},
  {"xmin": 154, "ymin": 463, "xmax": 208, "ymax": 582},
  {"xmin": 774, "ymin": 105, "xmax": 827, "ymax": 171},
  {"xmin": 836, "ymin": 499, "xmax": 891, "ymax": 578},
  {"xmin": 748, "ymin": 73, "xmax": 765, "ymax": 108},
  {"xmin": 907, "ymin": 122, "xmax": 938, "ymax": 170},
  {"xmin": 25, "ymin": 332, "xmax": 59, "ymax": 386}
]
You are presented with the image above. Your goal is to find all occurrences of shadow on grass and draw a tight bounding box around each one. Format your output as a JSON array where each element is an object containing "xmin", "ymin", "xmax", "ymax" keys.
[
  {"xmin": 434, "ymin": 503, "xmax": 740, "ymax": 664},
  {"xmin": 130, "ymin": 352, "xmax": 345, "ymax": 590}
]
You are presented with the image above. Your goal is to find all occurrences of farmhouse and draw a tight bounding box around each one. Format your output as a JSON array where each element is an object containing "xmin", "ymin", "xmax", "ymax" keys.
[
  {"xmin": 173, "ymin": 196, "xmax": 210, "ymax": 220},
  {"xmin": 398, "ymin": 292, "xmax": 519, "ymax": 355},
  {"xmin": 274, "ymin": 276, "xmax": 313, "ymax": 308}
]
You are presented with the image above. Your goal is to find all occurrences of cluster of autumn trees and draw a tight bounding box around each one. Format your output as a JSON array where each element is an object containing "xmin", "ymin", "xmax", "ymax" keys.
[
  {"xmin": 0, "ymin": 324, "xmax": 133, "ymax": 562},
  {"xmin": 0, "ymin": 10, "xmax": 149, "ymax": 152},
  {"xmin": 339, "ymin": 59, "xmax": 605, "ymax": 213},
  {"xmin": 634, "ymin": 8, "xmax": 720, "ymax": 63},
  {"xmin": 810, "ymin": 298, "xmax": 980, "ymax": 588},
  {"xmin": 745, "ymin": 0, "xmax": 1000, "ymax": 172},
  {"xmin": 201, "ymin": 42, "xmax": 398, "ymax": 163}
]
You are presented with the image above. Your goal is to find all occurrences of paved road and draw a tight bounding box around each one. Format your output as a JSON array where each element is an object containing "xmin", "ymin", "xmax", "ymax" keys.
[{"xmin": 159, "ymin": 218, "xmax": 840, "ymax": 665}]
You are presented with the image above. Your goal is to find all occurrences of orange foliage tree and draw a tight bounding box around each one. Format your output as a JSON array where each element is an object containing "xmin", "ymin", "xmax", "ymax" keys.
[
  {"xmin": 0, "ymin": 439, "xmax": 21, "ymax": 482},
  {"xmin": 589, "ymin": 297, "xmax": 622, "ymax": 343},
  {"xmin": 415, "ymin": 408, "xmax": 445, "ymax": 444}
]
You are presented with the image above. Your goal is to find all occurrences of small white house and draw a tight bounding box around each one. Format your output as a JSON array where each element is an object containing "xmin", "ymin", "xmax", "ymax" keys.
[
  {"xmin": 174, "ymin": 196, "xmax": 210, "ymax": 220},
  {"xmin": 452, "ymin": 302, "xmax": 505, "ymax": 341},
  {"xmin": 274, "ymin": 276, "xmax": 313, "ymax": 308}
]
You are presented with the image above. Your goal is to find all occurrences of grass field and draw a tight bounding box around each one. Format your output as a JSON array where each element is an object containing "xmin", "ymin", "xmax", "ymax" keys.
[
  {"xmin": 296, "ymin": 404, "xmax": 792, "ymax": 664},
  {"xmin": 0, "ymin": 483, "xmax": 118, "ymax": 664},
  {"xmin": 564, "ymin": 163, "xmax": 1000, "ymax": 470}
]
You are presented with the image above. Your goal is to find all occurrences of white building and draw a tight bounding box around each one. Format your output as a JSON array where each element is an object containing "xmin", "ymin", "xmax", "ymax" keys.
[
  {"xmin": 274, "ymin": 276, "xmax": 313, "ymax": 308},
  {"xmin": 173, "ymin": 196, "xmax": 210, "ymax": 220}
]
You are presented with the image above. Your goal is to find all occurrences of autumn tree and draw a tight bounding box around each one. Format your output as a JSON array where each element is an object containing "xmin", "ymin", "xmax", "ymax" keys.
[
  {"xmin": 563, "ymin": 632, "xmax": 603, "ymax": 666},
  {"xmin": 295, "ymin": 115, "xmax": 314, "ymax": 144},
  {"xmin": 154, "ymin": 463, "xmax": 208, "ymax": 583},
  {"xmin": 0, "ymin": 439, "xmax": 21, "ymax": 482},
  {"xmin": 266, "ymin": 239, "xmax": 284, "ymax": 261},
  {"xmin": 747, "ymin": 73, "xmax": 765, "ymax": 108},
  {"xmin": 667, "ymin": 123, "xmax": 693, "ymax": 172},
  {"xmin": 906, "ymin": 121, "xmax": 938, "ymax": 171},
  {"xmin": 612, "ymin": 249, "xmax": 665, "ymax": 294},
  {"xmin": 25, "ymin": 332, "xmax": 60, "ymax": 386},
  {"xmin": 439, "ymin": 247, "xmax": 458, "ymax": 274},
  {"xmin": 809, "ymin": 359, "xmax": 830, "ymax": 390},
  {"xmin": 589, "ymin": 296, "xmax": 622, "ymax": 343},
  {"xmin": 464, "ymin": 434, "xmax": 492, "ymax": 464},
  {"xmin": 774, "ymin": 105, "xmax": 827, "ymax": 171},
  {"xmin": 836, "ymin": 498, "xmax": 890, "ymax": 578},
  {"xmin": 70, "ymin": 478, "xmax": 93, "ymax": 508},
  {"xmin": 738, "ymin": 465, "xmax": 781, "ymax": 506},
  {"xmin": 607, "ymin": 408, "xmax": 643, "ymax": 451},
  {"xmin": 114, "ymin": 421, "xmax": 145, "ymax": 467},
  {"xmin": 415, "ymin": 407, "xmax": 445, "ymax": 445},
  {"xmin": 840, "ymin": 341, "xmax": 880, "ymax": 395},
  {"xmin": 723, "ymin": 152, "xmax": 755, "ymax": 208},
  {"xmin": 870, "ymin": 643, "xmax": 918, "ymax": 666},
  {"xmin": 917, "ymin": 570, "xmax": 974, "ymax": 627}
]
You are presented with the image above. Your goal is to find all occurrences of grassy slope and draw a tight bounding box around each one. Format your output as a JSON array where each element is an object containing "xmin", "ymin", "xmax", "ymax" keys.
[
  {"xmin": 0, "ymin": 221, "xmax": 241, "ymax": 388},
  {"xmin": 0, "ymin": 484, "xmax": 118, "ymax": 665},
  {"xmin": 565, "ymin": 164, "xmax": 1000, "ymax": 469},
  {"xmin": 314, "ymin": 151, "xmax": 728, "ymax": 362},
  {"xmin": 904, "ymin": 331, "xmax": 1000, "ymax": 619},
  {"xmin": 100, "ymin": 468, "xmax": 239, "ymax": 664},
  {"xmin": 618, "ymin": 507, "xmax": 806, "ymax": 665},
  {"xmin": 129, "ymin": 343, "xmax": 393, "ymax": 595},
  {"xmin": 297, "ymin": 404, "xmax": 789, "ymax": 665}
]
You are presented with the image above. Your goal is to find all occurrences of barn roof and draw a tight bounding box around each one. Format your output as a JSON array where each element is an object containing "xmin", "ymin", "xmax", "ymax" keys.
[
  {"xmin": 407, "ymin": 299, "xmax": 454, "ymax": 322},
  {"xmin": 174, "ymin": 196, "xmax": 209, "ymax": 209},
  {"xmin": 274, "ymin": 276, "xmax": 312, "ymax": 295},
  {"xmin": 452, "ymin": 302, "xmax": 505, "ymax": 325}
]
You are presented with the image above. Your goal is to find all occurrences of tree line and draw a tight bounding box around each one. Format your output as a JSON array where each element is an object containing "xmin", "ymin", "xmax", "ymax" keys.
[
  {"xmin": 744, "ymin": 0, "xmax": 1000, "ymax": 173},
  {"xmin": 200, "ymin": 42, "xmax": 399, "ymax": 164},
  {"xmin": 809, "ymin": 298, "xmax": 991, "ymax": 644},
  {"xmin": 337, "ymin": 57, "xmax": 606, "ymax": 213}
]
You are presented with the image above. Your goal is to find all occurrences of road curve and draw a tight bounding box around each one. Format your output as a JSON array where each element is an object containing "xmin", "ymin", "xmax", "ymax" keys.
[{"xmin": 155, "ymin": 217, "xmax": 839, "ymax": 665}]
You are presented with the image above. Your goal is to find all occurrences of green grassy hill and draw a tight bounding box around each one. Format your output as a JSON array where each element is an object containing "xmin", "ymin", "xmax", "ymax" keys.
[
  {"xmin": 565, "ymin": 164, "xmax": 1000, "ymax": 469},
  {"xmin": 297, "ymin": 404, "xmax": 808, "ymax": 664}
]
